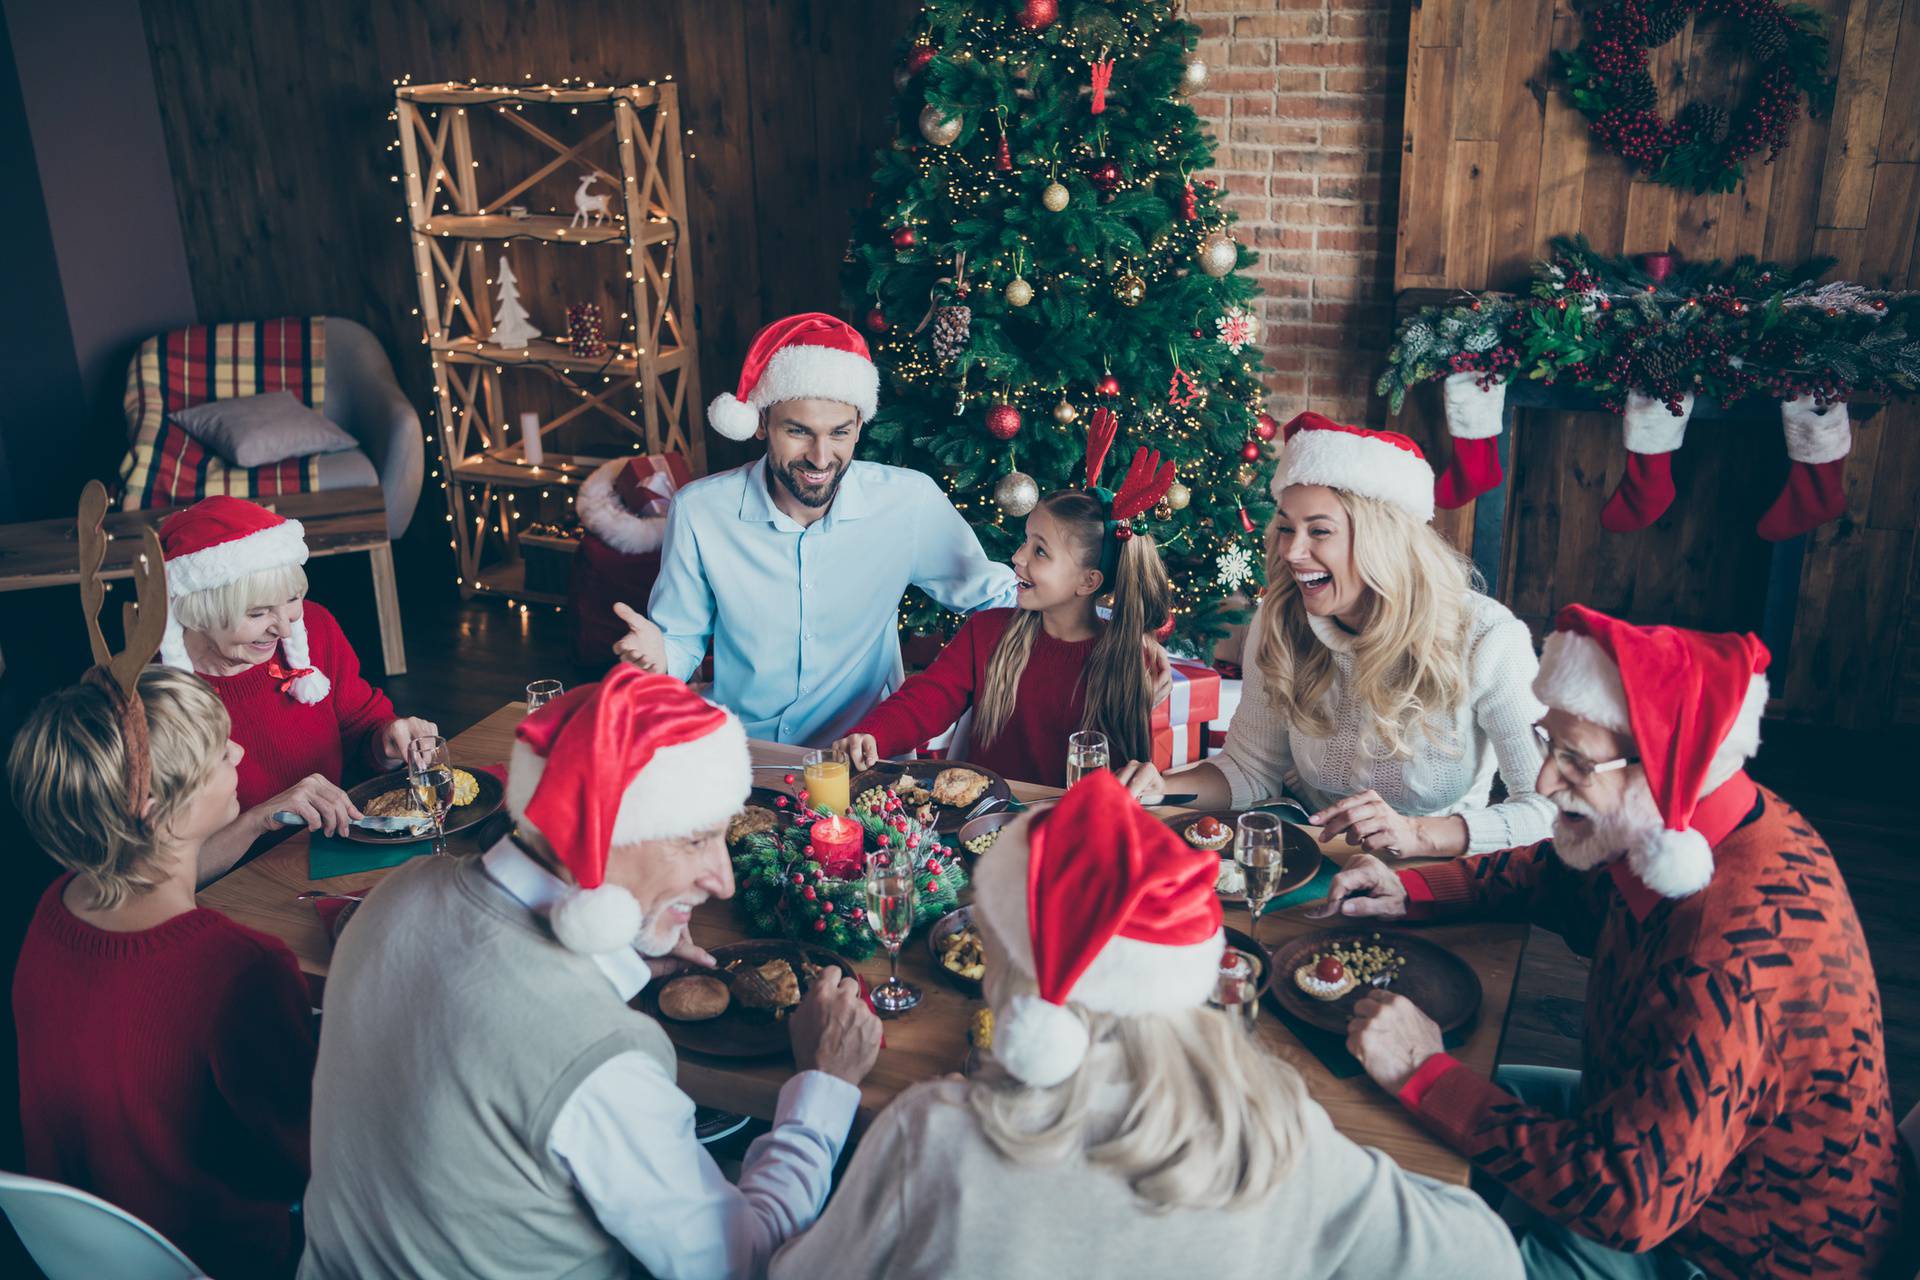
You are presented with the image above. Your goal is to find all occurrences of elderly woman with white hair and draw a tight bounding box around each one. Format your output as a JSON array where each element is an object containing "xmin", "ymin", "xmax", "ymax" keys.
[
  {"xmin": 157, "ymin": 496, "xmax": 436, "ymax": 878},
  {"xmin": 768, "ymin": 771, "xmax": 1519, "ymax": 1280}
]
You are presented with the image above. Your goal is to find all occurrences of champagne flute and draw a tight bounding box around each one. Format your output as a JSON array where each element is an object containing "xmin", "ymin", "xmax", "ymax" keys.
[
  {"xmin": 864, "ymin": 851, "xmax": 921, "ymax": 1014},
  {"xmin": 1065, "ymin": 730, "xmax": 1109, "ymax": 787},
  {"xmin": 1209, "ymin": 947, "xmax": 1261, "ymax": 1032},
  {"xmin": 526, "ymin": 679, "xmax": 564, "ymax": 712},
  {"xmin": 1235, "ymin": 811, "xmax": 1285, "ymax": 945},
  {"xmin": 408, "ymin": 735, "xmax": 455, "ymax": 856}
]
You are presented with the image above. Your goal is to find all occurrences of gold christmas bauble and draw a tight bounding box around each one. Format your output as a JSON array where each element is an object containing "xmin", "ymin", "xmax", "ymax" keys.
[
  {"xmin": 1052, "ymin": 399, "xmax": 1078, "ymax": 424},
  {"xmin": 1041, "ymin": 181, "xmax": 1070, "ymax": 212},
  {"xmin": 1153, "ymin": 501, "xmax": 1174, "ymax": 521},
  {"xmin": 1198, "ymin": 230, "xmax": 1238, "ymax": 277},
  {"xmin": 1114, "ymin": 273, "xmax": 1146, "ymax": 306},
  {"xmin": 918, "ymin": 105, "xmax": 963, "ymax": 146},
  {"xmin": 994, "ymin": 470, "xmax": 1040, "ymax": 517},
  {"xmin": 1004, "ymin": 276, "xmax": 1034, "ymax": 307},
  {"xmin": 1165, "ymin": 480, "xmax": 1191, "ymax": 511},
  {"xmin": 1178, "ymin": 56, "xmax": 1209, "ymax": 96}
]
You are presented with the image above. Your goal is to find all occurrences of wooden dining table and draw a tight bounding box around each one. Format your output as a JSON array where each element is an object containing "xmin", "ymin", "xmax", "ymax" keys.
[{"xmin": 200, "ymin": 700, "xmax": 1531, "ymax": 1186}]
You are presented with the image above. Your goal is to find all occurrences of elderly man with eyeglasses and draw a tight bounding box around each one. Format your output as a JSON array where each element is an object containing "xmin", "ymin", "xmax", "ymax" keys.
[{"xmin": 1310, "ymin": 605, "xmax": 1908, "ymax": 1280}]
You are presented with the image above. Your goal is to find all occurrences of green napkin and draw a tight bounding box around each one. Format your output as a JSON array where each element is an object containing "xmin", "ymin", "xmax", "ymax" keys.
[
  {"xmin": 1267, "ymin": 852, "xmax": 1338, "ymax": 913},
  {"xmin": 308, "ymin": 832, "xmax": 432, "ymax": 881}
]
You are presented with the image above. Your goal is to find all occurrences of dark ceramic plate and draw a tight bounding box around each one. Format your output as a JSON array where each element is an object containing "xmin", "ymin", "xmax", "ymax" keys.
[
  {"xmin": 850, "ymin": 761, "xmax": 1015, "ymax": 835},
  {"xmin": 342, "ymin": 767, "xmax": 504, "ymax": 845},
  {"xmin": 1160, "ymin": 809, "xmax": 1322, "ymax": 900},
  {"xmin": 639, "ymin": 940, "xmax": 857, "ymax": 1059},
  {"xmin": 1265, "ymin": 929, "xmax": 1481, "ymax": 1037}
]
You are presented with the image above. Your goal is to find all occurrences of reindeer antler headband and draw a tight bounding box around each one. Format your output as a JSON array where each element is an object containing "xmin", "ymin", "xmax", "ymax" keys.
[
  {"xmin": 75, "ymin": 480, "xmax": 171, "ymax": 822},
  {"xmin": 1083, "ymin": 406, "xmax": 1176, "ymax": 580}
]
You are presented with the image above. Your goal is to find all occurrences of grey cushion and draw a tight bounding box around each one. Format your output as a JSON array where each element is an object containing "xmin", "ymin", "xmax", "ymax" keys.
[
  {"xmin": 170, "ymin": 391, "xmax": 359, "ymax": 467},
  {"xmin": 313, "ymin": 448, "xmax": 380, "ymax": 491}
]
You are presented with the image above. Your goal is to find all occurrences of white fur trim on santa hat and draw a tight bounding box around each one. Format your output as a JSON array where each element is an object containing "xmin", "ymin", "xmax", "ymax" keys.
[
  {"xmin": 1532, "ymin": 630, "xmax": 1631, "ymax": 736},
  {"xmin": 504, "ymin": 711, "xmax": 750, "ymax": 847},
  {"xmin": 549, "ymin": 883, "xmax": 643, "ymax": 955},
  {"xmin": 1441, "ymin": 371, "xmax": 1507, "ymax": 441},
  {"xmin": 749, "ymin": 344, "xmax": 879, "ymax": 422},
  {"xmin": 993, "ymin": 994, "xmax": 1093, "ymax": 1089},
  {"xmin": 164, "ymin": 518, "xmax": 310, "ymax": 596},
  {"xmin": 1622, "ymin": 392, "xmax": 1693, "ymax": 454},
  {"xmin": 1629, "ymin": 826, "xmax": 1715, "ymax": 899},
  {"xmin": 277, "ymin": 617, "xmax": 332, "ymax": 704},
  {"xmin": 159, "ymin": 611, "xmax": 190, "ymax": 672},
  {"xmin": 576, "ymin": 458, "xmax": 669, "ymax": 555},
  {"xmin": 1270, "ymin": 427, "xmax": 1436, "ymax": 523},
  {"xmin": 1780, "ymin": 395, "xmax": 1851, "ymax": 466},
  {"xmin": 708, "ymin": 393, "xmax": 762, "ymax": 441}
]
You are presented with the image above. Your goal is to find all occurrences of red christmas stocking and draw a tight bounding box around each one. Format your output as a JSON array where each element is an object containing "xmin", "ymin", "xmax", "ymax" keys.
[
  {"xmin": 1600, "ymin": 392, "xmax": 1692, "ymax": 534},
  {"xmin": 1756, "ymin": 397, "xmax": 1851, "ymax": 541},
  {"xmin": 1433, "ymin": 371, "xmax": 1506, "ymax": 509}
]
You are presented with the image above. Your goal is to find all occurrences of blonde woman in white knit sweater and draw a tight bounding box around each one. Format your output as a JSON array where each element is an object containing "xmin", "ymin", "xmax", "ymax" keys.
[{"xmin": 1118, "ymin": 413, "xmax": 1554, "ymax": 859}]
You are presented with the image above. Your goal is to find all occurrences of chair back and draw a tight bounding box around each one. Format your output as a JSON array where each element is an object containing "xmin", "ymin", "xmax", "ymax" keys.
[{"xmin": 0, "ymin": 1172, "xmax": 204, "ymax": 1279}]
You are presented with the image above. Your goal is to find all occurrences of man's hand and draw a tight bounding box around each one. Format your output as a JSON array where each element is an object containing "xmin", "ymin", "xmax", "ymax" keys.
[
  {"xmin": 266, "ymin": 773, "xmax": 362, "ymax": 837},
  {"xmin": 1113, "ymin": 759, "xmax": 1167, "ymax": 805},
  {"xmin": 379, "ymin": 716, "xmax": 441, "ymax": 768},
  {"xmin": 835, "ymin": 734, "xmax": 881, "ymax": 771},
  {"xmin": 1306, "ymin": 853, "xmax": 1410, "ymax": 920},
  {"xmin": 1143, "ymin": 637, "xmax": 1173, "ymax": 708},
  {"xmin": 611, "ymin": 602, "xmax": 667, "ymax": 673},
  {"xmin": 644, "ymin": 927, "xmax": 717, "ymax": 981},
  {"xmin": 789, "ymin": 965, "xmax": 882, "ymax": 1086},
  {"xmin": 1347, "ymin": 990, "xmax": 1445, "ymax": 1094}
]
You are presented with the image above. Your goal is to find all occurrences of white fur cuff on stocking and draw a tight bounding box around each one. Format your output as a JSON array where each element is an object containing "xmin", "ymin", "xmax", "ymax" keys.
[
  {"xmin": 1441, "ymin": 371, "xmax": 1506, "ymax": 440},
  {"xmin": 1779, "ymin": 396, "xmax": 1851, "ymax": 465},
  {"xmin": 1622, "ymin": 391, "xmax": 1693, "ymax": 454}
]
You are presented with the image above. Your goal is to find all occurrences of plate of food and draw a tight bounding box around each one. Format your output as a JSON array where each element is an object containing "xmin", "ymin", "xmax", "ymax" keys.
[
  {"xmin": 849, "ymin": 762, "xmax": 1014, "ymax": 835},
  {"xmin": 1264, "ymin": 929, "xmax": 1480, "ymax": 1037},
  {"xmin": 1163, "ymin": 810, "xmax": 1322, "ymax": 901},
  {"xmin": 637, "ymin": 940, "xmax": 858, "ymax": 1058},
  {"xmin": 929, "ymin": 905, "xmax": 985, "ymax": 995},
  {"xmin": 955, "ymin": 810, "xmax": 1020, "ymax": 861},
  {"xmin": 342, "ymin": 766, "xmax": 504, "ymax": 845},
  {"xmin": 727, "ymin": 790, "xmax": 794, "ymax": 847}
]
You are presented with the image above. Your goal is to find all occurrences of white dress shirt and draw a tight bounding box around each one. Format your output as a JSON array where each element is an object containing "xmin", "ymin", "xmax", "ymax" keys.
[{"xmin": 480, "ymin": 841, "xmax": 861, "ymax": 1280}]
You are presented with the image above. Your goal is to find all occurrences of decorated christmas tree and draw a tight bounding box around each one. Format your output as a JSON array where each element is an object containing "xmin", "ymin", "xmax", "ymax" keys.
[{"xmin": 843, "ymin": 0, "xmax": 1277, "ymax": 653}]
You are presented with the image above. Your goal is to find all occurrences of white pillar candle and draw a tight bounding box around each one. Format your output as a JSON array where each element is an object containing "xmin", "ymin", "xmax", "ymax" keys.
[{"xmin": 520, "ymin": 411, "xmax": 544, "ymax": 466}]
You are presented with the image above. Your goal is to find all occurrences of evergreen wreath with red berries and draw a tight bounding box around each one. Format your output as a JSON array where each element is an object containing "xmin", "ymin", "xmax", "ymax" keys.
[{"xmin": 1557, "ymin": 0, "xmax": 1834, "ymax": 195}]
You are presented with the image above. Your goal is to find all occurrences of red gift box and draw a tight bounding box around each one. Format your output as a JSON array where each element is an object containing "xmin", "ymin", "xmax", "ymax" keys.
[{"xmin": 1151, "ymin": 659, "xmax": 1221, "ymax": 770}]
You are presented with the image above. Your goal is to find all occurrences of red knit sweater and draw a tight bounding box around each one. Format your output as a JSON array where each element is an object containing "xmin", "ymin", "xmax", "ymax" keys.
[
  {"xmin": 850, "ymin": 608, "xmax": 1097, "ymax": 787},
  {"xmin": 13, "ymin": 874, "xmax": 317, "ymax": 1278},
  {"xmin": 1392, "ymin": 780, "xmax": 1907, "ymax": 1278},
  {"xmin": 198, "ymin": 600, "xmax": 398, "ymax": 810}
]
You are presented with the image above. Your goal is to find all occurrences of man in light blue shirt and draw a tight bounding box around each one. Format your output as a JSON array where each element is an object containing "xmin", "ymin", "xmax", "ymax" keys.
[{"xmin": 612, "ymin": 313, "xmax": 1015, "ymax": 745}]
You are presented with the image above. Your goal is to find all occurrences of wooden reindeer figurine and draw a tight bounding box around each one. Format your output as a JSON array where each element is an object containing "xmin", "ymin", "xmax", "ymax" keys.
[
  {"xmin": 571, "ymin": 173, "xmax": 611, "ymax": 228},
  {"xmin": 76, "ymin": 479, "xmax": 171, "ymax": 695}
]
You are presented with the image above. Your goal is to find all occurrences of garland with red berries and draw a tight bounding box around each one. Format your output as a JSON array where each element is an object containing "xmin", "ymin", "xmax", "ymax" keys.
[{"xmin": 1557, "ymin": 0, "xmax": 1833, "ymax": 195}]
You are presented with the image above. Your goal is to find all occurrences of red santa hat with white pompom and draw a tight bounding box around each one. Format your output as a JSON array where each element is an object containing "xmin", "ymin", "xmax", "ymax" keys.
[
  {"xmin": 505, "ymin": 665, "xmax": 750, "ymax": 954},
  {"xmin": 707, "ymin": 312, "xmax": 879, "ymax": 442},
  {"xmin": 972, "ymin": 770, "xmax": 1225, "ymax": 1088},
  {"xmin": 1531, "ymin": 604, "xmax": 1771, "ymax": 898}
]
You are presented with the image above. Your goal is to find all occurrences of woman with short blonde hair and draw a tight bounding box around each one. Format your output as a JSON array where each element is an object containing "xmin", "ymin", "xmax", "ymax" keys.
[
  {"xmin": 9, "ymin": 665, "xmax": 316, "ymax": 1278},
  {"xmin": 769, "ymin": 775, "xmax": 1519, "ymax": 1280},
  {"xmin": 1120, "ymin": 413, "xmax": 1553, "ymax": 859}
]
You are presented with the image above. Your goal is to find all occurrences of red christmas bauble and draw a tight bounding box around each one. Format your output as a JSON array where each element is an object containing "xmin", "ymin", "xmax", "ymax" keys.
[
  {"xmin": 1096, "ymin": 374, "xmax": 1121, "ymax": 397},
  {"xmin": 1254, "ymin": 412, "xmax": 1278, "ymax": 441},
  {"xmin": 1016, "ymin": 0, "xmax": 1059, "ymax": 31},
  {"xmin": 1087, "ymin": 159, "xmax": 1121, "ymax": 192},
  {"xmin": 907, "ymin": 44, "xmax": 935, "ymax": 73},
  {"xmin": 1240, "ymin": 440, "xmax": 1261, "ymax": 462},
  {"xmin": 891, "ymin": 226, "xmax": 917, "ymax": 249},
  {"xmin": 813, "ymin": 918, "xmax": 827, "ymax": 932},
  {"xmin": 865, "ymin": 307, "xmax": 889, "ymax": 333},
  {"xmin": 985, "ymin": 403, "xmax": 1023, "ymax": 440}
]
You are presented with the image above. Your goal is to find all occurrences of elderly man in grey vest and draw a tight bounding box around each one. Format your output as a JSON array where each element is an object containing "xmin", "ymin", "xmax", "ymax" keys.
[{"xmin": 300, "ymin": 666, "xmax": 880, "ymax": 1280}]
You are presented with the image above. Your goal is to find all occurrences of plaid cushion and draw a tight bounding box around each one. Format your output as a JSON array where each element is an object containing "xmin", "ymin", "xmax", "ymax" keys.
[{"xmin": 117, "ymin": 318, "xmax": 329, "ymax": 509}]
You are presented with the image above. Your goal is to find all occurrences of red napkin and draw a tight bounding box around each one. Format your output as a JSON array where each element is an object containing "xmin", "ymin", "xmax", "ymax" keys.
[{"xmin": 309, "ymin": 893, "xmax": 365, "ymax": 942}]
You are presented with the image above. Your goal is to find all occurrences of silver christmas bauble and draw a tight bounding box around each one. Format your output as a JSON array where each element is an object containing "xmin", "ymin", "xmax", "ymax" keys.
[
  {"xmin": 1041, "ymin": 181, "xmax": 1070, "ymax": 212},
  {"xmin": 1178, "ymin": 56, "xmax": 1208, "ymax": 97},
  {"xmin": 1004, "ymin": 276, "xmax": 1034, "ymax": 307},
  {"xmin": 1198, "ymin": 230, "xmax": 1238, "ymax": 277},
  {"xmin": 994, "ymin": 471, "xmax": 1040, "ymax": 517},
  {"xmin": 918, "ymin": 105, "xmax": 963, "ymax": 146}
]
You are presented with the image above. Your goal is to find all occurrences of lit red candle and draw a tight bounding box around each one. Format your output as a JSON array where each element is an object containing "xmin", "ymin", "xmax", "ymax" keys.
[{"xmin": 810, "ymin": 814, "xmax": 865, "ymax": 878}]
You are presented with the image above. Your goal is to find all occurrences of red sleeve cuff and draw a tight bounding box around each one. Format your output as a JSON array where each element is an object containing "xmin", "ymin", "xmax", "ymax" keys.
[
  {"xmin": 1400, "ymin": 869, "xmax": 1436, "ymax": 903},
  {"xmin": 1396, "ymin": 1052, "xmax": 1462, "ymax": 1110}
]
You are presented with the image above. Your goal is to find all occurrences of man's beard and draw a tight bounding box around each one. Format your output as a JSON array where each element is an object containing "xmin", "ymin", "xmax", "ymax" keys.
[
  {"xmin": 1550, "ymin": 776, "xmax": 1666, "ymax": 871},
  {"xmin": 633, "ymin": 903, "xmax": 698, "ymax": 957},
  {"xmin": 772, "ymin": 457, "xmax": 846, "ymax": 509}
]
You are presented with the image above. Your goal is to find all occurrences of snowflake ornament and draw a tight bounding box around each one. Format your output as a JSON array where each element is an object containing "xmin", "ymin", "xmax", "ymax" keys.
[
  {"xmin": 1216, "ymin": 543, "xmax": 1256, "ymax": 593},
  {"xmin": 1215, "ymin": 306, "xmax": 1260, "ymax": 354}
]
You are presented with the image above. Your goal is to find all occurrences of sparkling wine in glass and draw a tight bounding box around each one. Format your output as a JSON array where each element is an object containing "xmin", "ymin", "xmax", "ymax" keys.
[
  {"xmin": 408, "ymin": 735, "xmax": 454, "ymax": 856},
  {"xmin": 526, "ymin": 679, "xmax": 564, "ymax": 712},
  {"xmin": 1235, "ymin": 811, "xmax": 1285, "ymax": 944},
  {"xmin": 864, "ymin": 853, "xmax": 921, "ymax": 1014},
  {"xmin": 1065, "ymin": 730, "xmax": 1110, "ymax": 787}
]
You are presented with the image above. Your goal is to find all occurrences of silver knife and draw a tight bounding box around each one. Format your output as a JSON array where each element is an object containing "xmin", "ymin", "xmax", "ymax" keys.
[{"xmin": 274, "ymin": 811, "xmax": 430, "ymax": 835}]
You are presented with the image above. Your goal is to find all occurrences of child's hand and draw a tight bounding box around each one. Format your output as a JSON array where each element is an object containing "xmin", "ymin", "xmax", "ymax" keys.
[
  {"xmin": 836, "ymin": 734, "xmax": 880, "ymax": 770},
  {"xmin": 1114, "ymin": 760, "xmax": 1167, "ymax": 805}
]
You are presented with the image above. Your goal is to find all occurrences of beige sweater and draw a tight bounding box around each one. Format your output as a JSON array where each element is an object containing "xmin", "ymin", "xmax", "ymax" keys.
[{"xmin": 769, "ymin": 1077, "xmax": 1521, "ymax": 1280}]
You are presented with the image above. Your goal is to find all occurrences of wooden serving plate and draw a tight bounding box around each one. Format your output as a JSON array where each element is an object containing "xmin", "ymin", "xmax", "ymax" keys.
[{"xmin": 1265, "ymin": 929, "xmax": 1481, "ymax": 1037}]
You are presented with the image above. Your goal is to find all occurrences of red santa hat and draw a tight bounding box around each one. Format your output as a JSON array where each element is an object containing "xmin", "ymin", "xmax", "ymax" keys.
[
  {"xmin": 1532, "ymin": 604, "xmax": 1770, "ymax": 898},
  {"xmin": 707, "ymin": 312, "xmax": 879, "ymax": 442},
  {"xmin": 156, "ymin": 497, "xmax": 330, "ymax": 703},
  {"xmin": 1268, "ymin": 412, "xmax": 1436, "ymax": 524},
  {"xmin": 504, "ymin": 665, "xmax": 750, "ymax": 954},
  {"xmin": 972, "ymin": 770, "xmax": 1225, "ymax": 1088}
]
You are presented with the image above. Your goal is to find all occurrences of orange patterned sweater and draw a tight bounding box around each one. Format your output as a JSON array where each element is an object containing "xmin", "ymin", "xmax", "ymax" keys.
[{"xmin": 1394, "ymin": 781, "xmax": 1906, "ymax": 1278}]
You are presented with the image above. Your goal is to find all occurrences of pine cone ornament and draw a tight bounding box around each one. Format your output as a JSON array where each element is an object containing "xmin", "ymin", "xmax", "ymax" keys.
[
  {"xmin": 1619, "ymin": 70, "xmax": 1658, "ymax": 111},
  {"xmin": 1749, "ymin": 17, "xmax": 1787, "ymax": 61},
  {"xmin": 1642, "ymin": 2, "xmax": 1689, "ymax": 46},
  {"xmin": 932, "ymin": 305, "xmax": 972, "ymax": 364},
  {"xmin": 1638, "ymin": 342, "xmax": 1688, "ymax": 387},
  {"xmin": 1681, "ymin": 101, "xmax": 1730, "ymax": 145}
]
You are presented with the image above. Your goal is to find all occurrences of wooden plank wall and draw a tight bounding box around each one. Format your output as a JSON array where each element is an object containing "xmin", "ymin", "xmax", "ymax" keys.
[{"xmin": 1391, "ymin": 0, "xmax": 1920, "ymax": 727}]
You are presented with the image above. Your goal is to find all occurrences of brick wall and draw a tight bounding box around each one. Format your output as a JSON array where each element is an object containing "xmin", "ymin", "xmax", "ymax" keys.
[{"xmin": 1187, "ymin": 0, "xmax": 1406, "ymax": 425}]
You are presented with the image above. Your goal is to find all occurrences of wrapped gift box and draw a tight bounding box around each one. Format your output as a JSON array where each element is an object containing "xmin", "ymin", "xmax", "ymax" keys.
[{"xmin": 1152, "ymin": 659, "xmax": 1222, "ymax": 770}]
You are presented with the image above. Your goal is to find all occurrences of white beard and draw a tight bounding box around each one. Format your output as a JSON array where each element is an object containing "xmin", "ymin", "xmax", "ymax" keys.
[{"xmin": 1549, "ymin": 776, "xmax": 1665, "ymax": 872}]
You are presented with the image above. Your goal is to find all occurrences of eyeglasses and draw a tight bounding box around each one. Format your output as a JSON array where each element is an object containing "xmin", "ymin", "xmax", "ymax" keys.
[{"xmin": 1533, "ymin": 724, "xmax": 1636, "ymax": 789}]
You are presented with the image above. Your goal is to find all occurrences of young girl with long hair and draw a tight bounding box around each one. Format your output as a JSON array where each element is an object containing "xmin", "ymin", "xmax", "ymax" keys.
[{"xmin": 837, "ymin": 413, "xmax": 1173, "ymax": 786}]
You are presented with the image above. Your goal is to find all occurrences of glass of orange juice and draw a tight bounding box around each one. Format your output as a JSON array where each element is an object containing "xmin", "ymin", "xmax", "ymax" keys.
[{"xmin": 801, "ymin": 747, "xmax": 851, "ymax": 816}]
